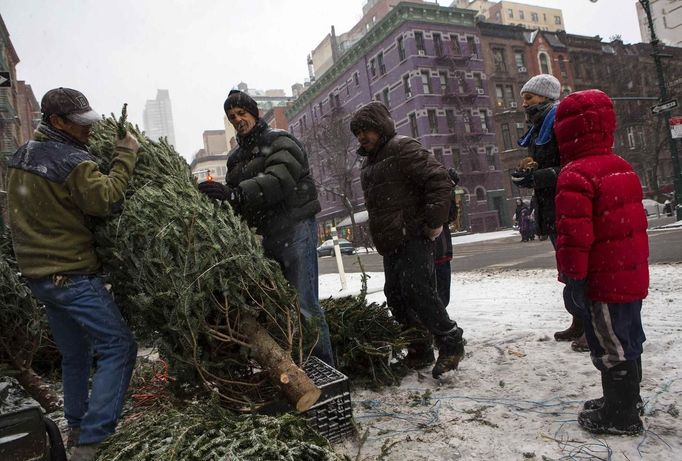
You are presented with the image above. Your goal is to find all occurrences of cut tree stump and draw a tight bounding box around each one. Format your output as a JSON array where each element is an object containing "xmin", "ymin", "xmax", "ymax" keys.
[{"xmin": 240, "ymin": 314, "xmax": 321, "ymax": 412}]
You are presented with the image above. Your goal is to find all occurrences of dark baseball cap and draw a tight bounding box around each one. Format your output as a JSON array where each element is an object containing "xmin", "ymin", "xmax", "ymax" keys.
[{"xmin": 41, "ymin": 87, "xmax": 101, "ymax": 125}]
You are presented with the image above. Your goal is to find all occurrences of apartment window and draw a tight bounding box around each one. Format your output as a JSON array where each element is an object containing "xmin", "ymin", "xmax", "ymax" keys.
[
  {"xmin": 558, "ymin": 55, "xmax": 567, "ymax": 79},
  {"xmin": 446, "ymin": 109, "xmax": 456, "ymax": 133},
  {"xmin": 555, "ymin": 15, "xmax": 562, "ymax": 25},
  {"xmin": 318, "ymin": 102, "xmax": 323, "ymax": 115},
  {"xmin": 492, "ymin": 48, "xmax": 507, "ymax": 72},
  {"xmin": 428, "ymin": 109, "xmax": 438, "ymax": 134},
  {"xmin": 378, "ymin": 52, "xmax": 386, "ymax": 75},
  {"xmin": 495, "ymin": 84, "xmax": 504, "ymax": 107},
  {"xmin": 501, "ymin": 123, "xmax": 512, "ymax": 150},
  {"xmin": 369, "ymin": 58, "xmax": 376, "ymax": 77},
  {"xmin": 507, "ymin": 8, "xmax": 514, "ymax": 18},
  {"xmin": 467, "ymin": 36, "xmax": 477, "ymax": 58},
  {"xmin": 450, "ymin": 34, "xmax": 461, "ymax": 54},
  {"xmin": 329, "ymin": 93, "xmax": 335, "ymax": 108},
  {"xmin": 543, "ymin": 13, "xmax": 547, "ymax": 22},
  {"xmin": 346, "ymin": 84, "xmax": 350, "ymax": 96},
  {"xmin": 302, "ymin": 115, "xmax": 307, "ymax": 130},
  {"xmin": 474, "ymin": 72, "xmax": 484, "ymax": 90},
  {"xmin": 433, "ymin": 148, "xmax": 444, "ymax": 164},
  {"xmin": 334, "ymin": 94, "xmax": 340, "ymax": 107},
  {"xmin": 374, "ymin": 92, "xmax": 381, "ymax": 102},
  {"xmin": 539, "ymin": 53, "xmax": 550, "ymax": 74},
  {"xmin": 519, "ymin": 10, "xmax": 525, "ymax": 20},
  {"xmin": 514, "ymin": 50, "xmax": 525, "ymax": 68},
  {"xmin": 480, "ymin": 112, "xmax": 489, "ymax": 132},
  {"xmin": 463, "ymin": 111, "xmax": 471, "ymax": 133},
  {"xmin": 433, "ymin": 33, "xmax": 443, "ymax": 56},
  {"xmin": 627, "ymin": 126, "xmax": 636, "ymax": 149},
  {"xmin": 451, "ymin": 148, "xmax": 461, "ymax": 170},
  {"xmin": 415, "ymin": 31, "xmax": 425, "ymax": 52},
  {"xmin": 421, "ymin": 70, "xmax": 432, "ymax": 94},
  {"xmin": 382, "ymin": 87, "xmax": 390, "ymax": 108},
  {"xmin": 397, "ymin": 36, "xmax": 406, "ymax": 61},
  {"xmin": 531, "ymin": 12, "xmax": 539, "ymax": 22},
  {"xmin": 439, "ymin": 71, "xmax": 448, "ymax": 94},
  {"xmin": 486, "ymin": 146, "xmax": 495, "ymax": 165},
  {"xmin": 470, "ymin": 150, "xmax": 481, "ymax": 172},
  {"xmin": 409, "ymin": 112, "xmax": 419, "ymax": 138},
  {"xmin": 504, "ymin": 85, "xmax": 515, "ymax": 105},
  {"xmin": 516, "ymin": 123, "xmax": 526, "ymax": 139},
  {"xmin": 354, "ymin": 72, "xmax": 360, "ymax": 86},
  {"xmin": 403, "ymin": 75, "xmax": 412, "ymax": 97}
]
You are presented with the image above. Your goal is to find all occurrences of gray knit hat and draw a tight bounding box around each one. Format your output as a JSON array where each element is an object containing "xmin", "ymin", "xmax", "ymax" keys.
[{"xmin": 521, "ymin": 74, "xmax": 561, "ymax": 100}]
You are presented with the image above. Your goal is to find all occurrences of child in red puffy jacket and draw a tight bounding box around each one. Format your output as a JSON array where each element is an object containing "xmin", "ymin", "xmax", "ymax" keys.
[{"xmin": 554, "ymin": 89, "xmax": 649, "ymax": 436}]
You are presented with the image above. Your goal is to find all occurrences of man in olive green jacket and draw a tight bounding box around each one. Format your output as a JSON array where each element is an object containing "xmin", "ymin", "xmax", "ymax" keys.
[{"xmin": 7, "ymin": 87, "xmax": 139, "ymax": 461}]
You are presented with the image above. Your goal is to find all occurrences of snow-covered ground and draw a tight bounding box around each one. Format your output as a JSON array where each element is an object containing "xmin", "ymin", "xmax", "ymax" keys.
[{"xmin": 320, "ymin": 263, "xmax": 682, "ymax": 460}]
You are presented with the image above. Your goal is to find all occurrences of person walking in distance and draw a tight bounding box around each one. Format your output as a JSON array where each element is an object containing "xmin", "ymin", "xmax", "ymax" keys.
[
  {"xmin": 197, "ymin": 89, "xmax": 334, "ymax": 366},
  {"xmin": 554, "ymin": 89, "xmax": 648, "ymax": 435},
  {"xmin": 350, "ymin": 101, "xmax": 465, "ymax": 379},
  {"xmin": 511, "ymin": 74, "xmax": 588, "ymax": 352},
  {"xmin": 7, "ymin": 87, "xmax": 140, "ymax": 461}
]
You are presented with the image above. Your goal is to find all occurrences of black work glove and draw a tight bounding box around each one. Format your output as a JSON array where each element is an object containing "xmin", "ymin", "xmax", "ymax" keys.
[
  {"xmin": 226, "ymin": 186, "xmax": 243, "ymax": 211},
  {"xmin": 198, "ymin": 181, "xmax": 229, "ymax": 201},
  {"xmin": 511, "ymin": 169, "xmax": 535, "ymax": 189}
]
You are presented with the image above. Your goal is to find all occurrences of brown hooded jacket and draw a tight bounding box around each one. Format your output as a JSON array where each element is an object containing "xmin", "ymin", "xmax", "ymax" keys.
[{"xmin": 351, "ymin": 102, "xmax": 452, "ymax": 255}]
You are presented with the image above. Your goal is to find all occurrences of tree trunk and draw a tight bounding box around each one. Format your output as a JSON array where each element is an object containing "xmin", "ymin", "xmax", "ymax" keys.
[
  {"xmin": 240, "ymin": 314, "xmax": 321, "ymax": 412},
  {"xmin": 15, "ymin": 367, "xmax": 61, "ymax": 413}
]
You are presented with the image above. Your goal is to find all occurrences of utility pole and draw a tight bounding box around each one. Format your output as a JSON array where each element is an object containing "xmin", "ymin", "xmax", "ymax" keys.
[{"xmin": 638, "ymin": 0, "xmax": 682, "ymax": 220}]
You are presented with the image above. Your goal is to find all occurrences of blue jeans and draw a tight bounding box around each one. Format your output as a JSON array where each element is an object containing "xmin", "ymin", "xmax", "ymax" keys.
[
  {"xmin": 27, "ymin": 275, "xmax": 137, "ymax": 445},
  {"xmin": 262, "ymin": 218, "xmax": 334, "ymax": 366}
]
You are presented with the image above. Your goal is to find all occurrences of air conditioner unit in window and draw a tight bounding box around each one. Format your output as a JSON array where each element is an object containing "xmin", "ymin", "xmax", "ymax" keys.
[
  {"xmin": 406, "ymin": 92, "xmax": 412, "ymax": 98},
  {"xmin": 418, "ymin": 50, "xmax": 426, "ymax": 56},
  {"xmin": 477, "ymin": 88, "xmax": 485, "ymax": 95},
  {"xmin": 517, "ymin": 66, "xmax": 527, "ymax": 73},
  {"xmin": 510, "ymin": 102, "xmax": 518, "ymax": 108}
]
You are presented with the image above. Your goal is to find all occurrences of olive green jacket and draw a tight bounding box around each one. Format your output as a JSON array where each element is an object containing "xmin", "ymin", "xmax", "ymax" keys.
[{"xmin": 7, "ymin": 132, "xmax": 136, "ymax": 278}]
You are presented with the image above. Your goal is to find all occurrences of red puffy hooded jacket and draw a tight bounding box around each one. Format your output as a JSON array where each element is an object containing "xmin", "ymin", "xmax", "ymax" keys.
[{"xmin": 554, "ymin": 89, "xmax": 649, "ymax": 303}]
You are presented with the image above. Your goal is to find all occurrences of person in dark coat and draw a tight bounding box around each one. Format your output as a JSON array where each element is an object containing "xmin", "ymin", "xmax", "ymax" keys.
[
  {"xmin": 511, "ymin": 74, "xmax": 587, "ymax": 351},
  {"xmin": 434, "ymin": 168, "xmax": 459, "ymax": 307},
  {"xmin": 350, "ymin": 101, "xmax": 465, "ymax": 379},
  {"xmin": 555, "ymin": 89, "xmax": 649, "ymax": 435},
  {"xmin": 198, "ymin": 90, "xmax": 333, "ymax": 366}
]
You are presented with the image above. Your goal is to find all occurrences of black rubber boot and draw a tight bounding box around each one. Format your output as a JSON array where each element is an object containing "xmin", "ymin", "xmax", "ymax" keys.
[
  {"xmin": 554, "ymin": 316, "xmax": 584, "ymax": 341},
  {"xmin": 432, "ymin": 329, "xmax": 465, "ymax": 379},
  {"xmin": 578, "ymin": 361, "xmax": 643, "ymax": 435},
  {"xmin": 405, "ymin": 334, "xmax": 435, "ymax": 369},
  {"xmin": 584, "ymin": 357, "xmax": 644, "ymax": 415}
]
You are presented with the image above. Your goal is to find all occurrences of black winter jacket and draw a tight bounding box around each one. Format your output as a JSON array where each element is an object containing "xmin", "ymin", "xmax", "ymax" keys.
[{"xmin": 225, "ymin": 120, "xmax": 320, "ymax": 239}]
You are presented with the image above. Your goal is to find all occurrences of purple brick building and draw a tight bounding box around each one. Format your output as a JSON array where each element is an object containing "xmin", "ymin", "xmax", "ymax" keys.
[{"xmin": 286, "ymin": 2, "xmax": 507, "ymax": 240}]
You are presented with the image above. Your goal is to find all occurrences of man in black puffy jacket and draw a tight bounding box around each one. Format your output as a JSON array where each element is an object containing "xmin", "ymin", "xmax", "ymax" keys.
[{"xmin": 198, "ymin": 90, "xmax": 333, "ymax": 366}]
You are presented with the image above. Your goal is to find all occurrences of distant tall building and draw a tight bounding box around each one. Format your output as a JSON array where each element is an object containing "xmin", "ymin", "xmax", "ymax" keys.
[
  {"xmin": 637, "ymin": 0, "xmax": 681, "ymax": 47},
  {"xmin": 143, "ymin": 89, "xmax": 176, "ymax": 146}
]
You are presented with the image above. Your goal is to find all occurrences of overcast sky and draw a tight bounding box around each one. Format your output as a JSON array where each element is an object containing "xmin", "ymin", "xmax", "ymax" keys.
[{"xmin": 2, "ymin": 0, "xmax": 643, "ymax": 162}]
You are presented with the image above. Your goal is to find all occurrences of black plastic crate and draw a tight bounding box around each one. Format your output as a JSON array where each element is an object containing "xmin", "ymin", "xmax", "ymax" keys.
[
  {"xmin": 260, "ymin": 357, "xmax": 355, "ymax": 443},
  {"xmin": 301, "ymin": 357, "xmax": 354, "ymax": 443}
]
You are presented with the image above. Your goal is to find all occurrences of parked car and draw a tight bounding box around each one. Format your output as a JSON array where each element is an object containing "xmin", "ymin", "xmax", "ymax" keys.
[
  {"xmin": 316, "ymin": 239, "xmax": 356, "ymax": 257},
  {"xmin": 642, "ymin": 199, "xmax": 664, "ymax": 217}
]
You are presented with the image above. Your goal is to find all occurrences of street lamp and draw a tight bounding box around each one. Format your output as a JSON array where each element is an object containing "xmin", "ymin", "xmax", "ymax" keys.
[{"xmin": 591, "ymin": 0, "xmax": 682, "ymax": 220}]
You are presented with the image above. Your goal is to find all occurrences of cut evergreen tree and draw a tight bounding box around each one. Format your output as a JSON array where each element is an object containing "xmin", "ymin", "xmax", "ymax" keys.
[
  {"xmin": 0, "ymin": 228, "xmax": 60, "ymax": 412},
  {"xmin": 94, "ymin": 402, "xmax": 343, "ymax": 461},
  {"xmin": 88, "ymin": 113, "xmax": 319, "ymax": 412},
  {"xmin": 322, "ymin": 274, "xmax": 416, "ymax": 389}
]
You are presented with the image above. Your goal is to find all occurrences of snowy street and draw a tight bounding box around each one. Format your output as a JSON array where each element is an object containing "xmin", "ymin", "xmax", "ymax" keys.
[{"xmin": 320, "ymin": 231, "xmax": 682, "ymax": 460}]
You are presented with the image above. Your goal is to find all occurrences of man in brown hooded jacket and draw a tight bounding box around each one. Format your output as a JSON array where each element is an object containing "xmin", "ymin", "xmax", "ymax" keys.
[{"xmin": 350, "ymin": 102, "xmax": 465, "ymax": 378}]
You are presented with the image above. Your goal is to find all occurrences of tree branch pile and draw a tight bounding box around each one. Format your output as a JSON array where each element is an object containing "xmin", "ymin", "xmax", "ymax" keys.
[
  {"xmin": 94, "ymin": 402, "xmax": 343, "ymax": 461},
  {"xmin": 322, "ymin": 275, "xmax": 416, "ymax": 389}
]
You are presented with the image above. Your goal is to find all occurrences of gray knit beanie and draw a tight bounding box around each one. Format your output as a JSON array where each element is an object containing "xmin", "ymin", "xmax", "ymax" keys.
[{"xmin": 520, "ymin": 74, "xmax": 561, "ymax": 100}]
